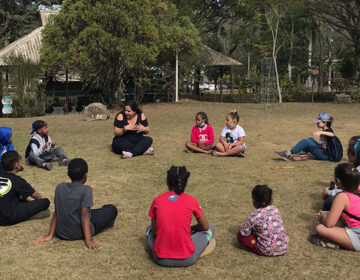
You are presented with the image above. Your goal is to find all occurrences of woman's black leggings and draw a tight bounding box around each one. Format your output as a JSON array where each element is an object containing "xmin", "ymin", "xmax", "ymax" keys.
[{"xmin": 112, "ymin": 136, "xmax": 152, "ymax": 156}]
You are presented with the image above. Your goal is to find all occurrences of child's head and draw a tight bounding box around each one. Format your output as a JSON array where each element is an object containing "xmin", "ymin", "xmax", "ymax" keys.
[
  {"xmin": 195, "ymin": 111, "xmax": 209, "ymax": 127},
  {"xmin": 1, "ymin": 151, "xmax": 21, "ymax": 172},
  {"xmin": 252, "ymin": 185, "xmax": 272, "ymax": 208},
  {"xmin": 68, "ymin": 158, "xmax": 88, "ymax": 183},
  {"xmin": 167, "ymin": 166, "xmax": 190, "ymax": 195},
  {"xmin": 315, "ymin": 112, "xmax": 333, "ymax": 129},
  {"xmin": 226, "ymin": 110, "xmax": 239, "ymax": 128},
  {"xmin": 334, "ymin": 163, "xmax": 360, "ymax": 192},
  {"xmin": 347, "ymin": 136, "xmax": 360, "ymax": 167},
  {"xmin": 0, "ymin": 127, "xmax": 12, "ymax": 145},
  {"xmin": 30, "ymin": 120, "xmax": 48, "ymax": 135}
]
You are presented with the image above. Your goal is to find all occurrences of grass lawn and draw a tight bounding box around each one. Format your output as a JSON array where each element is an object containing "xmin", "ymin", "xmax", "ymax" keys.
[{"xmin": 1, "ymin": 100, "xmax": 359, "ymax": 279}]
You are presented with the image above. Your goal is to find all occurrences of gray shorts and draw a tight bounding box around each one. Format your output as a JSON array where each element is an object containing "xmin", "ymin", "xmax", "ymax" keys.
[{"xmin": 345, "ymin": 227, "xmax": 360, "ymax": 251}]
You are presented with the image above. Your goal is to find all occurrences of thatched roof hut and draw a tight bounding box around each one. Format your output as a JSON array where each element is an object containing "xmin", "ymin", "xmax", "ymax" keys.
[
  {"xmin": 0, "ymin": 11, "xmax": 58, "ymax": 66},
  {"xmin": 201, "ymin": 45, "xmax": 242, "ymax": 66}
]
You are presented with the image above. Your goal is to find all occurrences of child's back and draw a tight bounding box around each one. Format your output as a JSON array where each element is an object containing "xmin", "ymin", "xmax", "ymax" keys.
[{"xmin": 54, "ymin": 182, "xmax": 95, "ymax": 240}]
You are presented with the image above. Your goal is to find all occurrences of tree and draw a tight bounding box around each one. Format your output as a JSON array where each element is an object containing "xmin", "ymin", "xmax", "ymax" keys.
[
  {"xmin": 0, "ymin": 0, "xmax": 62, "ymax": 49},
  {"xmin": 41, "ymin": 0, "xmax": 200, "ymax": 105},
  {"xmin": 308, "ymin": 0, "xmax": 360, "ymax": 76}
]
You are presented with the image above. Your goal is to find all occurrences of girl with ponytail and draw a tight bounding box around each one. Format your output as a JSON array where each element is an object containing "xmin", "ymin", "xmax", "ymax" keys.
[{"xmin": 146, "ymin": 166, "xmax": 215, "ymax": 267}]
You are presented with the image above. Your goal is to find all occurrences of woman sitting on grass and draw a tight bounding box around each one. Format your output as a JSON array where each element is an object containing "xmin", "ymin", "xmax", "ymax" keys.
[
  {"xmin": 311, "ymin": 163, "xmax": 360, "ymax": 250},
  {"xmin": 146, "ymin": 166, "xmax": 215, "ymax": 267},
  {"xmin": 112, "ymin": 100, "xmax": 153, "ymax": 159}
]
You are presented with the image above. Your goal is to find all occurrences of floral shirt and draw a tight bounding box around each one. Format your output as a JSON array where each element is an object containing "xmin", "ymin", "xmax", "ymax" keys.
[{"xmin": 240, "ymin": 205, "xmax": 289, "ymax": 256}]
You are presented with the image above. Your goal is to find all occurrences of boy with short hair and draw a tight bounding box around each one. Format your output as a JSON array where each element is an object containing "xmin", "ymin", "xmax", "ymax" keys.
[
  {"xmin": 25, "ymin": 120, "xmax": 69, "ymax": 170},
  {"xmin": 0, "ymin": 151, "xmax": 50, "ymax": 226},
  {"xmin": 35, "ymin": 158, "xmax": 118, "ymax": 249}
]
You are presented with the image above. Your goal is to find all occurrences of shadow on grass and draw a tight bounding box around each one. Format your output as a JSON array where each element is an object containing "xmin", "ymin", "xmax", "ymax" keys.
[{"xmin": 228, "ymin": 225, "xmax": 255, "ymax": 254}]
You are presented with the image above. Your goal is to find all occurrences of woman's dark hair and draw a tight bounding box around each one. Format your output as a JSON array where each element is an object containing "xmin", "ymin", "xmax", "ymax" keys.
[
  {"xmin": 334, "ymin": 163, "xmax": 360, "ymax": 193},
  {"xmin": 252, "ymin": 185, "xmax": 272, "ymax": 208},
  {"xmin": 228, "ymin": 110, "xmax": 239, "ymax": 122},
  {"xmin": 1, "ymin": 151, "xmax": 20, "ymax": 171},
  {"xmin": 196, "ymin": 111, "xmax": 209, "ymax": 124},
  {"xmin": 325, "ymin": 121, "xmax": 332, "ymax": 129},
  {"xmin": 167, "ymin": 166, "xmax": 190, "ymax": 195},
  {"xmin": 123, "ymin": 99, "xmax": 142, "ymax": 114},
  {"xmin": 68, "ymin": 158, "xmax": 88, "ymax": 181},
  {"xmin": 347, "ymin": 136, "xmax": 360, "ymax": 168}
]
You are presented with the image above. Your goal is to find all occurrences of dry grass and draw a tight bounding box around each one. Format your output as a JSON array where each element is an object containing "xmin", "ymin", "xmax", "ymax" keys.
[{"xmin": 0, "ymin": 100, "xmax": 359, "ymax": 280}]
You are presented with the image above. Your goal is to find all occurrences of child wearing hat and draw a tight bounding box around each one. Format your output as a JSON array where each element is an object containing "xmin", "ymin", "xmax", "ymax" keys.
[
  {"xmin": 25, "ymin": 120, "xmax": 69, "ymax": 170},
  {"xmin": 275, "ymin": 112, "xmax": 336, "ymax": 161}
]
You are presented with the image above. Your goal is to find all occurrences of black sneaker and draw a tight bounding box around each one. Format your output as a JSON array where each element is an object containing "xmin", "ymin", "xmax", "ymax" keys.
[
  {"xmin": 41, "ymin": 163, "xmax": 52, "ymax": 171},
  {"xmin": 275, "ymin": 151, "xmax": 291, "ymax": 161}
]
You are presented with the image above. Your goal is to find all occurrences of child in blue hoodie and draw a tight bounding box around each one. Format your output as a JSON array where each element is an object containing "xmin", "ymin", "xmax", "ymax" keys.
[{"xmin": 0, "ymin": 127, "xmax": 15, "ymax": 171}]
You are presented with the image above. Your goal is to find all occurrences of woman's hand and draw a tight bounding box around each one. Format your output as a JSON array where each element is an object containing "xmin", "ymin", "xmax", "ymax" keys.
[
  {"xmin": 135, "ymin": 124, "xmax": 146, "ymax": 133},
  {"xmin": 125, "ymin": 124, "xmax": 137, "ymax": 131}
]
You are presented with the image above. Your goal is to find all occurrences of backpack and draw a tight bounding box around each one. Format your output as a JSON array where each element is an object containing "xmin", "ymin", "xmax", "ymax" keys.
[
  {"xmin": 25, "ymin": 135, "xmax": 49, "ymax": 159},
  {"xmin": 326, "ymin": 135, "xmax": 343, "ymax": 162}
]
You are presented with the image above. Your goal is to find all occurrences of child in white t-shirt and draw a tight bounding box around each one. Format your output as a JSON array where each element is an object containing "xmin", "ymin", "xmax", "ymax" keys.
[{"xmin": 212, "ymin": 110, "xmax": 246, "ymax": 157}]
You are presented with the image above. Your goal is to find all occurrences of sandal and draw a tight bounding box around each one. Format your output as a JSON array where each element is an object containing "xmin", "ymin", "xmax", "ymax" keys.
[{"xmin": 310, "ymin": 234, "xmax": 340, "ymax": 249}]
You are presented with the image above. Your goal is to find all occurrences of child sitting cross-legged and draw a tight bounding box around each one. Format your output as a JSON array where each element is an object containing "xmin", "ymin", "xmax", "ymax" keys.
[
  {"xmin": 311, "ymin": 163, "xmax": 360, "ymax": 250},
  {"xmin": 25, "ymin": 120, "xmax": 69, "ymax": 171},
  {"xmin": 146, "ymin": 166, "xmax": 215, "ymax": 267},
  {"xmin": 237, "ymin": 185, "xmax": 289, "ymax": 256},
  {"xmin": 0, "ymin": 151, "xmax": 50, "ymax": 226},
  {"xmin": 35, "ymin": 158, "xmax": 118, "ymax": 249},
  {"xmin": 212, "ymin": 110, "xmax": 246, "ymax": 157}
]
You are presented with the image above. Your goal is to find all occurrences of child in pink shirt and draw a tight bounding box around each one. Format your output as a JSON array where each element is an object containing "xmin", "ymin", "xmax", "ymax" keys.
[
  {"xmin": 185, "ymin": 112, "xmax": 214, "ymax": 154},
  {"xmin": 311, "ymin": 163, "xmax": 360, "ymax": 250}
]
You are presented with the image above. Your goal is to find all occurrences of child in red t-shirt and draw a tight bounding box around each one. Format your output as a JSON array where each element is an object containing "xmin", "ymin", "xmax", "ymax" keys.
[
  {"xmin": 185, "ymin": 112, "xmax": 214, "ymax": 154},
  {"xmin": 146, "ymin": 166, "xmax": 215, "ymax": 267}
]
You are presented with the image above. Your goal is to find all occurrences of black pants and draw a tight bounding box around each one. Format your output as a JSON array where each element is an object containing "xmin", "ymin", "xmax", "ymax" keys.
[
  {"xmin": 323, "ymin": 196, "xmax": 335, "ymax": 211},
  {"xmin": 112, "ymin": 135, "xmax": 152, "ymax": 156},
  {"xmin": 90, "ymin": 204, "xmax": 118, "ymax": 235},
  {"xmin": 0, "ymin": 198, "xmax": 50, "ymax": 226}
]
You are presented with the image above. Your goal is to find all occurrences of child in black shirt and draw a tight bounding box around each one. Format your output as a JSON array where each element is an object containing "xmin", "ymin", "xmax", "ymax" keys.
[{"xmin": 0, "ymin": 151, "xmax": 50, "ymax": 226}]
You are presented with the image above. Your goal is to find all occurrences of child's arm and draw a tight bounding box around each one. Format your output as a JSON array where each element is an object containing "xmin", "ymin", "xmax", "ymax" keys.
[
  {"xmin": 317, "ymin": 193, "xmax": 348, "ymax": 227},
  {"xmin": 190, "ymin": 126, "xmax": 199, "ymax": 143},
  {"xmin": 31, "ymin": 191, "xmax": 43, "ymax": 200},
  {"xmin": 239, "ymin": 213, "xmax": 256, "ymax": 236},
  {"xmin": 231, "ymin": 136, "xmax": 245, "ymax": 148},
  {"xmin": 191, "ymin": 214, "xmax": 209, "ymax": 232},
  {"xmin": 205, "ymin": 126, "xmax": 214, "ymax": 145},
  {"xmin": 219, "ymin": 136, "xmax": 229, "ymax": 151},
  {"xmin": 151, "ymin": 218, "xmax": 157, "ymax": 237},
  {"xmin": 80, "ymin": 207, "xmax": 101, "ymax": 249},
  {"xmin": 35, "ymin": 211, "xmax": 57, "ymax": 244}
]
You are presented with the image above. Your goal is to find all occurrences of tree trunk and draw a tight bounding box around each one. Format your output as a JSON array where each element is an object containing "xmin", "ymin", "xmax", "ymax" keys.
[{"xmin": 318, "ymin": 37, "xmax": 324, "ymax": 94}]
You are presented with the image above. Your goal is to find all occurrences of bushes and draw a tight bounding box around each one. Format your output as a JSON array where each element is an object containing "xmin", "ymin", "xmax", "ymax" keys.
[{"xmin": 4, "ymin": 56, "xmax": 46, "ymax": 117}]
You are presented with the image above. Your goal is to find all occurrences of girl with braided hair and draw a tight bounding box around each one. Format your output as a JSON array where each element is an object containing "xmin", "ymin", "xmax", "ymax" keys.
[
  {"xmin": 146, "ymin": 166, "xmax": 215, "ymax": 267},
  {"xmin": 185, "ymin": 111, "xmax": 215, "ymax": 153}
]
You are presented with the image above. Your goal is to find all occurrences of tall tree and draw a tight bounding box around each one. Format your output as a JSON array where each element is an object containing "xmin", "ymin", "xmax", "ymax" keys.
[
  {"xmin": 41, "ymin": 0, "xmax": 200, "ymax": 105},
  {"xmin": 308, "ymin": 0, "xmax": 360, "ymax": 76}
]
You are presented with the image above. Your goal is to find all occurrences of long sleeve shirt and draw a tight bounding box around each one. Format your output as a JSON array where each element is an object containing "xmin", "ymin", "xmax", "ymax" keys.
[
  {"xmin": 30, "ymin": 134, "xmax": 52, "ymax": 157},
  {"xmin": 190, "ymin": 124, "xmax": 214, "ymax": 146}
]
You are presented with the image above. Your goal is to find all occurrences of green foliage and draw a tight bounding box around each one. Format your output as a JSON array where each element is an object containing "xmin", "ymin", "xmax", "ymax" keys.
[
  {"xmin": 6, "ymin": 56, "xmax": 46, "ymax": 117},
  {"xmin": 0, "ymin": 0, "xmax": 62, "ymax": 48},
  {"xmin": 41, "ymin": 0, "xmax": 200, "ymax": 106},
  {"xmin": 339, "ymin": 56, "xmax": 357, "ymax": 79}
]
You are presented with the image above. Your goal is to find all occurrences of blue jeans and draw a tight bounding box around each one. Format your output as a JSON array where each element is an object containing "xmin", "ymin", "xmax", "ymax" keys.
[{"xmin": 290, "ymin": 137, "xmax": 329, "ymax": 161}]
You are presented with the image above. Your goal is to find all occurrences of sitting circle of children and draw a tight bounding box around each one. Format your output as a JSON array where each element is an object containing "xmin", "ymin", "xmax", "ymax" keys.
[{"xmin": 1, "ymin": 104, "xmax": 360, "ymax": 267}]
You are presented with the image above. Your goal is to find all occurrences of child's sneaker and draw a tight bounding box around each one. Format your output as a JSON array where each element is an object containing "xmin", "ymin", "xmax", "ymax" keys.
[
  {"xmin": 59, "ymin": 158, "xmax": 70, "ymax": 166},
  {"xmin": 41, "ymin": 162, "xmax": 52, "ymax": 171},
  {"xmin": 121, "ymin": 151, "xmax": 133, "ymax": 159},
  {"xmin": 310, "ymin": 234, "xmax": 340, "ymax": 249},
  {"xmin": 143, "ymin": 147, "xmax": 154, "ymax": 155},
  {"xmin": 275, "ymin": 151, "xmax": 291, "ymax": 161}
]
